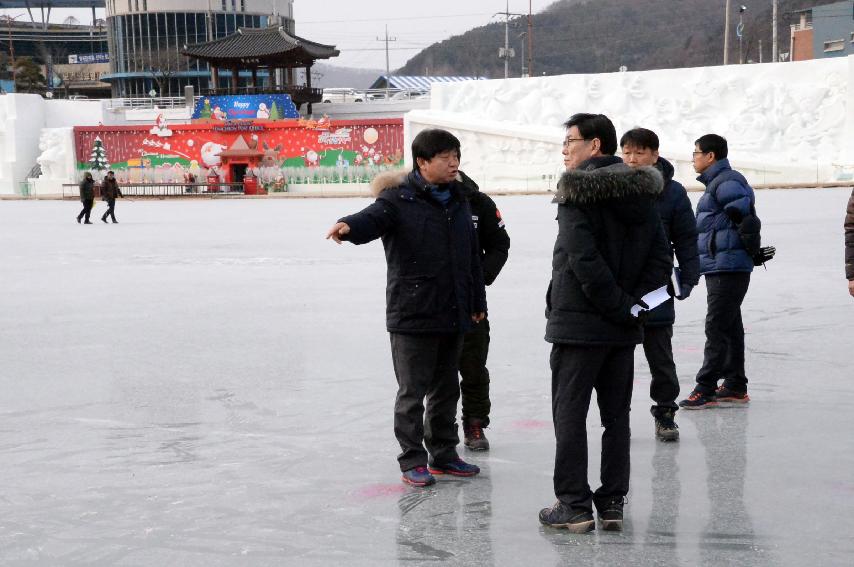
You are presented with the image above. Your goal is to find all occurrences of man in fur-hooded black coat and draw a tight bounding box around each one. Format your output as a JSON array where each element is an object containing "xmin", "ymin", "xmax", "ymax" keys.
[
  {"xmin": 326, "ymin": 129, "xmax": 486, "ymax": 488},
  {"xmin": 539, "ymin": 114, "xmax": 672, "ymax": 533}
]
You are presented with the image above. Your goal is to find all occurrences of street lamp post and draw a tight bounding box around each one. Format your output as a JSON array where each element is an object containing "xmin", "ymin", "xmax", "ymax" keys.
[{"xmin": 738, "ymin": 5, "xmax": 747, "ymax": 64}]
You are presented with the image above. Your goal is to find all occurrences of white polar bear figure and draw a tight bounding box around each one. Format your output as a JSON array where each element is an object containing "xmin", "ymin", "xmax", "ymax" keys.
[{"xmin": 36, "ymin": 128, "xmax": 75, "ymax": 181}]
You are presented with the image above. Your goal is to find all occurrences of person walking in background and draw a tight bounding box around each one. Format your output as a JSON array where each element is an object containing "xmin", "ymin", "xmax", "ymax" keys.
[
  {"xmin": 100, "ymin": 171, "xmax": 124, "ymax": 224},
  {"xmin": 680, "ymin": 134, "xmax": 757, "ymax": 410},
  {"xmin": 539, "ymin": 113, "xmax": 671, "ymax": 533},
  {"xmin": 846, "ymin": 188, "xmax": 854, "ymax": 297},
  {"xmin": 77, "ymin": 172, "xmax": 95, "ymax": 224},
  {"xmin": 456, "ymin": 170, "xmax": 510, "ymax": 451},
  {"xmin": 326, "ymin": 129, "xmax": 486, "ymax": 488},
  {"xmin": 620, "ymin": 128, "xmax": 699, "ymax": 442}
]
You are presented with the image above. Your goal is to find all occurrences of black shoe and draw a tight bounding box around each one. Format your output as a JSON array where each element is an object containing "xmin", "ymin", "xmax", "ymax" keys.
[
  {"xmin": 83, "ymin": 220, "xmax": 93, "ymax": 224},
  {"xmin": 653, "ymin": 410, "xmax": 679, "ymax": 442},
  {"xmin": 538, "ymin": 501, "xmax": 594, "ymax": 532},
  {"xmin": 101, "ymin": 217, "xmax": 108, "ymax": 223},
  {"xmin": 595, "ymin": 496, "xmax": 626, "ymax": 531},
  {"xmin": 77, "ymin": 216, "xmax": 81, "ymax": 224},
  {"xmin": 679, "ymin": 389, "xmax": 718, "ymax": 409},
  {"xmin": 463, "ymin": 418, "xmax": 490, "ymax": 451},
  {"xmin": 112, "ymin": 220, "xmax": 119, "ymax": 224}
]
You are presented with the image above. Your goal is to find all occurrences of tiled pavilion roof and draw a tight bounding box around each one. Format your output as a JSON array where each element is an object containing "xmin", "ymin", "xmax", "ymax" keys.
[{"xmin": 182, "ymin": 26, "xmax": 339, "ymax": 67}]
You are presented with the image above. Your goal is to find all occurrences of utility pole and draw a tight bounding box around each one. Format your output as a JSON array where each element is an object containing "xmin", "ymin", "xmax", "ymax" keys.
[
  {"xmin": 772, "ymin": 0, "xmax": 778, "ymax": 62},
  {"xmin": 496, "ymin": 1, "xmax": 524, "ymax": 78},
  {"xmin": 377, "ymin": 25, "xmax": 397, "ymax": 98},
  {"xmin": 519, "ymin": 31, "xmax": 527, "ymax": 76},
  {"xmin": 724, "ymin": 0, "xmax": 731, "ymax": 65},
  {"xmin": 527, "ymin": 0, "xmax": 533, "ymax": 76}
]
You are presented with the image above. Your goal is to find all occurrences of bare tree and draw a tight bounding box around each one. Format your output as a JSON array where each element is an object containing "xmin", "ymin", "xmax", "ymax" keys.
[{"xmin": 150, "ymin": 50, "xmax": 188, "ymax": 97}]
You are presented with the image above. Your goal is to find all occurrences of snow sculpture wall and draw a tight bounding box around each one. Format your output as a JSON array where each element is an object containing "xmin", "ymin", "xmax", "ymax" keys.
[
  {"xmin": 406, "ymin": 55, "xmax": 854, "ymax": 191},
  {"xmin": 30, "ymin": 128, "xmax": 76, "ymax": 197},
  {"xmin": 0, "ymin": 95, "xmax": 104, "ymax": 196}
]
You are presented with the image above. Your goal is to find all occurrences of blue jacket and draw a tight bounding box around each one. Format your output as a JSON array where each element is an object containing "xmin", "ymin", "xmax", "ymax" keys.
[
  {"xmin": 339, "ymin": 170, "xmax": 487, "ymax": 334},
  {"xmin": 646, "ymin": 157, "xmax": 700, "ymax": 327},
  {"xmin": 695, "ymin": 159, "xmax": 755, "ymax": 275}
]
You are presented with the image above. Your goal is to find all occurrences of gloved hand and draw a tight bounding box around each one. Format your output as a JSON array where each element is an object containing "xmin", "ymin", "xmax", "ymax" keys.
[
  {"xmin": 630, "ymin": 298, "xmax": 650, "ymax": 319},
  {"xmin": 677, "ymin": 283, "xmax": 694, "ymax": 300},
  {"xmin": 752, "ymin": 246, "xmax": 776, "ymax": 266}
]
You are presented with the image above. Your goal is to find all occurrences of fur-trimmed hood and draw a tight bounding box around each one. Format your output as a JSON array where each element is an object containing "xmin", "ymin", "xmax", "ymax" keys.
[
  {"xmin": 554, "ymin": 162, "xmax": 663, "ymax": 205},
  {"xmin": 368, "ymin": 169, "xmax": 476, "ymax": 198},
  {"xmin": 369, "ymin": 169, "xmax": 408, "ymax": 197}
]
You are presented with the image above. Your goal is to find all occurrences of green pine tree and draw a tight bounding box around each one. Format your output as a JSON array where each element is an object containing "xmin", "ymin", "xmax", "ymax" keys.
[
  {"xmin": 89, "ymin": 137, "xmax": 109, "ymax": 171},
  {"xmin": 199, "ymin": 98, "xmax": 212, "ymax": 120},
  {"xmin": 269, "ymin": 102, "xmax": 280, "ymax": 121}
]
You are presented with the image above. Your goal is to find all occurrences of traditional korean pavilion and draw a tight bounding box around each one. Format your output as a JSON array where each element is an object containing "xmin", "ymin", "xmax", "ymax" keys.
[{"xmin": 182, "ymin": 26, "xmax": 339, "ymax": 111}]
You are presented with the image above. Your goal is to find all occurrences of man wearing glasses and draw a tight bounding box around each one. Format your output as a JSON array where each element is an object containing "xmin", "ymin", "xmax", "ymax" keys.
[
  {"xmin": 680, "ymin": 134, "xmax": 756, "ymax": 409},
  {"xmin": 539, "ymin": 113, "xmax": 671, "ymax": 532}
]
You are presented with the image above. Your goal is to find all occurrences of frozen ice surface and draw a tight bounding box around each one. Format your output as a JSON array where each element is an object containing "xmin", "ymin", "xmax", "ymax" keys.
[{"xmin": 1, "ymin": 189, "xmax": 853, "ymax": 566}]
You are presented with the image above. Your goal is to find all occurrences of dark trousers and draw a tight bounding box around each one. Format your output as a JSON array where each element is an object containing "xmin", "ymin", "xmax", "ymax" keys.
[
  {"xmin": 102, "ymin": 199, "xmax": 117, "ymax": 222},
  {"xmin": 459, "ymin": 317, "xmax": 491, "ymax": 425},
  {"xmin": 642, "ymin": 325, "xmax": 679, "ymax": 414},
  {"xmin": 695, "ymin": 272, "xmax": 751, "ymax": 394},
  {"xmin": 551, "ymin": 343, "xmax": 634, "ymax": 512},
  {"xmin": 77, "ymin": 199, "xmax": 93, "ymax": 222},
  {"xmin": 390, "ymin": 332, "xmax": 463, "ymax": 471}
]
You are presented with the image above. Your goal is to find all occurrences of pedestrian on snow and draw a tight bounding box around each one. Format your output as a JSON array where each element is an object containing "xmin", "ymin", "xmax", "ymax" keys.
[
  {"xmin": 100, "ymin": 171, "xmax": 124, "ymax": 224},
  {"xmin": 325, "ymin": 129, "xmax": 486, "ymax": 488},
  {"xmin": 456, "ymin": 170, "xmax": 510, "ymax": 452},
  {"xmin": 845, "ymin": 188, "xmax": 854, "ymax": 297},
  {"xmin": 620, "ymin": 128, "xmax": 700, "ymax": 442},
  {"xmin": 680, "ymin": 134, "xmax": 758, "ymax": 409},
  {"xmin": 77, "ymin": 172, "xmax": 95, "ymax": 224},
  {"xmin": 539, "ymin": 114, "xmax": 672, "ymax": 533}
]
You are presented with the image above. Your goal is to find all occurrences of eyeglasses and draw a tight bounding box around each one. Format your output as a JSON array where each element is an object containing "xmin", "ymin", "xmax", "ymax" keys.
[{"xmin": 562, "ymin": 138, "xmax": 589, "ymax": 147}]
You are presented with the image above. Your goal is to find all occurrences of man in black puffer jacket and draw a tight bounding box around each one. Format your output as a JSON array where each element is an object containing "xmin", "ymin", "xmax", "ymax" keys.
[
  {"xmin": 326, "ymin": 129, "xmax": 486, "ymax": 489},
  {"xmin": 539, "ymin": 114, "xmax": 671, "ymax": 533},
  {"xmin": 846, "ymin": 188, "xmax": 854, "ymax": 297},
  {"xmin": 621, "ymin": 128, "xmax": 700, "ymax": 442}
]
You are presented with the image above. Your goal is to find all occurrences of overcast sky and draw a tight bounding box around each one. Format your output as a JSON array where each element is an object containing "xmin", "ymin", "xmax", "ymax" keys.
[{"xmin": 1, "ymin": 1, "xmax": 555, "ymax": 70}]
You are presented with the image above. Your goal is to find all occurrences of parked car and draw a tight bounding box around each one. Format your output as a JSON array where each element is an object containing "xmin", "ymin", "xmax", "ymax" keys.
[{"xmin": 321, "ymin": 88, "xmax": 365, "ymax": 103}]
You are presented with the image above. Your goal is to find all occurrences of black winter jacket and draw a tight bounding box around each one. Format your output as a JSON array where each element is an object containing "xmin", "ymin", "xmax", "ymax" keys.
[
  {"xmin": 101, "ymin": 177, "xmax": 123, "ymax": 200},
  {"xmin": 79, "ymin": 178, "xmax": 95, "ymax": 201},
  {"xmin": 340, "ymin": 170, "xmax": 487, "ymax": 334},
  {"xmin": 846, "ymin": 188, "xmax": 854, "ymax": 280},
  {"xmin": 458, "ymin": 171, "xmax": 510, "ymax": 286},
  {"xmin": 645, "ymin": 157, "xmax": 700, "ymax": 327},
  {"xmin": 545, "ymin": 156, "xmax": 672, "ymax": 346}
]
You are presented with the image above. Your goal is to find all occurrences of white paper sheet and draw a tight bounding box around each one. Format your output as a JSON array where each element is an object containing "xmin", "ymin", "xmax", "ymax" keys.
[{"xmin": 630, "ymin": 285, "xmax": 670, "ymax": 317}]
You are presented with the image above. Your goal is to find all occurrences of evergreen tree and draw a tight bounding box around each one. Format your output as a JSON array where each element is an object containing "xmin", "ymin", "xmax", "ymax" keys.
[
  {"xmin": 89, "ymin": 137, "xmax": 109, "ymax": 171},
  {"xmin": 199, "ymin": 98, "xmax": 212, "ymax": 119},
  {"xmin": 269, "ymin": 101, "xmax": 280, "ymax": 121}
]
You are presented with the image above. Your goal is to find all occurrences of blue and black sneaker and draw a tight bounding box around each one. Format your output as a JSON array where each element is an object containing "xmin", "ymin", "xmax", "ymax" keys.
[
  {"xmin": 401, "ymin": 466, "xmax": 436, "ymax": 487},
  {"xmin": 427, "ymin": 458, "xmax": 480, "ymax": 477},
  {"xmin": 679, "ymin": 389, "xmax": 718, "ymax": 410},
  {"xmin": 715, "ymin": 386, "xmax": 750, "ymax": 406}
]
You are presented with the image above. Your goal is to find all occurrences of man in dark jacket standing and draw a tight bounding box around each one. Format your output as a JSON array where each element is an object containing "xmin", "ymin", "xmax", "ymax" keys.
[
  {"xmin": 326, "ymin": 129, "xmax": 486, "ymax": 488},
  {"xmin": 539, "ymin": 114, "xmax": 671, "ymax": 533},
  {"xmin": 77, "ymin": 172, "xmax": 95, "ymax": 224},
  {"xmin": 620, "ymin": 128, "xmax": 700, "ymax": 441},
  {"xmin": 457, "ymin": 171, "xmax": 510, "ymax": 451},
  {"xmin": 100, "ymin": 171, "xmax": 124, "ymax": 224},
  {"xmin": 680, "ymin": 134, "xmax": 756, "ymax": 409},
  {"xmin": 846, "ymin": 189, "xmax": 854, "ymax": 297}
]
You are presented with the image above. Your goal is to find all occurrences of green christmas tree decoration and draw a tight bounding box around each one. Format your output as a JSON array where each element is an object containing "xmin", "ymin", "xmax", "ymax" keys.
[
  {"xmin": 89, "ymin": 136, "xmax": 109, "ymax": 171},
  {"xmin": 269, "ymin": 101, "xmax": 281, "ymax": 121},
  {"xmin": 199, "ymin": 98, "xmax": 212, "ymax": 120}
]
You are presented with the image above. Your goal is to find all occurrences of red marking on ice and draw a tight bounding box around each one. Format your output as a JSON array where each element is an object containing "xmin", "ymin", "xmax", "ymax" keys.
[
  {"xmin": 352, "ymin": 483, "xmax": 407, "ymax": 499},
  {"xmin": 511, "ymin": 419, "xmax": 551, "ymax": 430}
]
